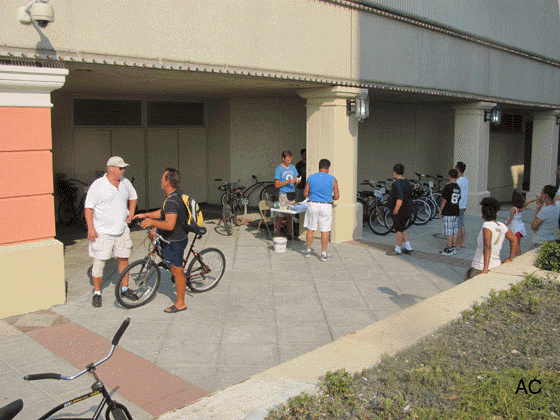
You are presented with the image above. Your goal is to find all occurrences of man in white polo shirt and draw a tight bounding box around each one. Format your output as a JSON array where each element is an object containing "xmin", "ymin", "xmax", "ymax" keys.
[{"xmin": 84, "ymin": 156, "xmax": 138, "ymax": 308}]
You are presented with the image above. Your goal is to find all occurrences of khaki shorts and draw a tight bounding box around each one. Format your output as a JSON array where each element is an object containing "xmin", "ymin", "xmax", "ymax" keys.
[{"xmin": 88, "ymin": 226, "xmax": 133, "ymax": 260}]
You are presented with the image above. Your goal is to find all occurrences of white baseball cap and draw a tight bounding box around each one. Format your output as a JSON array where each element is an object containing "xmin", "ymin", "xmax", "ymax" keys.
[{"xmin": 106, "ymin": 156, "xmax": 129, "ymax": 168}]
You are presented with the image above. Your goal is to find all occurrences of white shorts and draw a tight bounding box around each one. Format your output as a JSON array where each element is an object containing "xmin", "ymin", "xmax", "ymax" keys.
[
  {"xmin": 88, "ymin": 226, "xmax": 133, "ymax": 260},
  {"xmin": 304, "ymin": 202, "xmax": 332, "ymax": 232}
]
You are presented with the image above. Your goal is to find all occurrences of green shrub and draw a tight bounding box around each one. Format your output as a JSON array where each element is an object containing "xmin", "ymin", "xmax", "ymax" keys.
[{"xmin": 535, "ymin": 240, "xmax": 560, "ymax": 272}]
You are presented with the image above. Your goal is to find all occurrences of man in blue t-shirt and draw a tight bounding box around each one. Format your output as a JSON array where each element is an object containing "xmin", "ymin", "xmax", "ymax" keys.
[
  {"xmin": 274, "ymin": 150, "xmax": 301, "ymax": 237},
  {"xmin": 303, "ymin": 158, "xmax": 339, "ymax": 261}
]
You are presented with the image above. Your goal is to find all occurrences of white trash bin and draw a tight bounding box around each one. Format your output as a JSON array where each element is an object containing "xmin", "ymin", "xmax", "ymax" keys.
[{"xmin": 273, "ymin": 237, "xmax": 287, "ymax": 253}]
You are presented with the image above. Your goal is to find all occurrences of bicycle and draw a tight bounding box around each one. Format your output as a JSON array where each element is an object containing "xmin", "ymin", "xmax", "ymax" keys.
[
  {"xmin": 56, "ymin": 173, "xmax": 89, "ymax": 229},
  {"xmin": 358, "ymin": 180, "xmax": 393, "ymax": 236},
  {"xmin": 0, "ymin": 318, "xmax": 133, "ymax": 420},
  {"xmin": 115, "ymin": 227, "xmax": 225, "ymax": 308},
  {"xmin": 219, "ymin": 175, "xmax": 277, "ymax": 206},
  {"xmin": 215, "ymin": 179, "xmax": 249, "ymax": 235}
]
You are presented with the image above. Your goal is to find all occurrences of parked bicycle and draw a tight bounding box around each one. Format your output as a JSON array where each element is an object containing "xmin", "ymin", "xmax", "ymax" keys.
[
  {"xmin": 56, "ymin": 173, "xmax": 89, "ymax": 229},
  {"xmin": 219, "ymin": 175, "xmax": 276, "ymax": 206},
  {"xmin": 115, "ymin": 228, "xmax": 225, "ymax": 308},
  {"xmin": 0, "ymin": 318, "xmax": 133, "ymax": 420},
  {"xmin": 215, "ymin": 179, "xmax": 249, "ymax": 235},
  {"xmin": 358, "ymin": 180, "xmax": 394, "ymax": 235}
]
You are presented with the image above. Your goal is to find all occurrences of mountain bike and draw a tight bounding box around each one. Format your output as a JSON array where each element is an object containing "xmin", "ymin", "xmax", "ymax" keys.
[
  {"xmin": 115, "ymin": 228, "xmax": 225, "ymax": 308},
  {"xmin": 0, "ymin": 318, "xmax": 133, "ymax": 420}
]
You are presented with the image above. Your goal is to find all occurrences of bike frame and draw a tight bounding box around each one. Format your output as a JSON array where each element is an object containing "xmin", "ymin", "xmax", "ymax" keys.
[
  {"xmin": 37, "ymin": 380, "xmax": 130, "ymax": 420},
  {"xmin": 151, "ymin": 231, "xmax": 206, "ymax": 279},
  {"xmin": 22, "ymin": 319, "xmax": 133, "ymax": 420}
]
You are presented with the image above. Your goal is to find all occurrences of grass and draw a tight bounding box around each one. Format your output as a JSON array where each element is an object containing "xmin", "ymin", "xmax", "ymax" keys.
[{"xmin": 265, "ymin": 273, "xmax": 560, "ymax": 419}]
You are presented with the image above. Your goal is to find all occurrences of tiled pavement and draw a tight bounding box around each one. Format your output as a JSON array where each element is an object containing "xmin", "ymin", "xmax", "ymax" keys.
[{"xmin": 0, "ymin": 206, "xmax": 535, "ymax": 419}]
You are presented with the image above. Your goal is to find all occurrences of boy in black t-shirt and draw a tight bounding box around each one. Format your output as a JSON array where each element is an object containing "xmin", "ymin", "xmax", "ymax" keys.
[{"xmin": 438, "ymin": 168, "xmax": 461, "ymax": 255}]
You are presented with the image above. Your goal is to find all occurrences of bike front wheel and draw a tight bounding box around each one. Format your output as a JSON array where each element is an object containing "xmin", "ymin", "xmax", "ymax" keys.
[
  {"xmin": 186, "ymin": 248, "xmax": 226, "ymax": 293},
  {"xmin": 412, "ymin": 198, "xmax": 431, "ymax": 225},
  {"xmin": 222, "ymin": 205, "xmax": 233, "ymax": 235},
  {"xmin": 115, "ymin": 259, "xmax": 161, "ymax": 308},
  {"xmin": 106, "ymin": 402, "xmax": 134, "ymax": 420},
  {"xmin": 368, "ymin": 204, "xmax": 392, "ymax": 235}
]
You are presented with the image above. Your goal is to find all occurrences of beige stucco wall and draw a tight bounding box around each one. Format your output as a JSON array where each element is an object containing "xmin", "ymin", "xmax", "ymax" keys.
[
  {"xmin": 3, "ymin": 0, "xmax": 560, "ymax": 107},
  {"xmin": 357, "ymin": 103, "xmax": 454, "ymax": 184},
  {"xmin": 229, "ymin": 97, "xmax": 306, "ymax": 206},
  {"xmin": 0, "ymin": 240, "xmax": 65, "ymax": 318},
  {"xmin": 487, "ymin": 131, "xmax": 526, "ymax": 202},
  {"xmin": 51, "ymin": 94, "xmax": 307, "ymax": 207}
]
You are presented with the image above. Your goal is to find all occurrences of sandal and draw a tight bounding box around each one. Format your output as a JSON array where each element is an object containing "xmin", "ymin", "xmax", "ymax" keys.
[{"xmin": 164, "ymin": 304, "xmax": 187, "ymax": 313}]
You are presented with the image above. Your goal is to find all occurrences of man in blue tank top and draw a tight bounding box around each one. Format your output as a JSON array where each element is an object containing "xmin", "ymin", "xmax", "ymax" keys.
[{"xmin": 303, "ymin": 158, "xmax": 340, "ymax": 261}]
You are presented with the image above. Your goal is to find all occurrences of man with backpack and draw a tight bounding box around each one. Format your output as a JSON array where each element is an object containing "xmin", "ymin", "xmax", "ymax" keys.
[{"xmin": 133, "ymin": 168, "xmax": 189, "ymax": 313}]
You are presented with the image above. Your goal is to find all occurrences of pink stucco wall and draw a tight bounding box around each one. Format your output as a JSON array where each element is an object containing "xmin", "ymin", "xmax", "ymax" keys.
[{"xmin": 0, "ymin": 107, "xmax": 56, "ymax": 245}]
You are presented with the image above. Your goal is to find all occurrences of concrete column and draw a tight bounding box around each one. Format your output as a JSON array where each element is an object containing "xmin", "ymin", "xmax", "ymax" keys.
[
  {"xmin": 528, "ymin": 111, "xmax": 560, "ymax": 197},
  {"xmin": 0, "ymin": 63, "xmax": 68, "ymax": 317},
  {"xmin": 297, "ymin": 86, "xmax": 364, "ymax": 242},
  {"xmin": 453, "ymin": 102, "xmax": 496, "ymax": 213}
]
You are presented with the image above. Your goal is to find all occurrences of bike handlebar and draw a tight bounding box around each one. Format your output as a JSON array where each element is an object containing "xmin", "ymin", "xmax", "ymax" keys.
[
  {"xmin": 24, "ymin": 373, "xmax": 62, "ymax": 381},
  {"xmin": 112, "ymin": 317, "xmax": 131, "ymax": 345},
  {"xmin": 23, "ymin": 318, "xmax": 131, "ymax": 382}
]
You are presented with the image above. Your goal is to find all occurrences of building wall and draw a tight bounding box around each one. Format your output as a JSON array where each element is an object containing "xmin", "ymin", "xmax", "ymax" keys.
[
  {"xmin": 50, "ymin": 94, "xmax": 307, "ymax": 208},
  {"xmin": 357, "ymin": 103, "xmax": 455, "ymax": 184},
  {"xmin": 358, "ymin": 0, "xmax": 560, "ymax": 61},
  {"xmin": 3, "ymin": 0, "xmax": 560, "ymax": 107},
  {"xmin": 487, "ymin": 131, "xmax": 526, "ymax": 201},
  {"xmin": 229, "ymin": 97, "xmax": 306, "ymax": 206}
]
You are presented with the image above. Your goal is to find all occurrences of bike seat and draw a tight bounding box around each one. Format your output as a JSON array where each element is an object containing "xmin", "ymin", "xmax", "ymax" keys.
[{"xmin": 191, "ymin": 226, "xmax": 207, "ymax": 236}]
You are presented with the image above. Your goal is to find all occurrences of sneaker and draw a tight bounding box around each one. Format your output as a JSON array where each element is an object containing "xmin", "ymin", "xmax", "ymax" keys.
[
  {"xmin": 402, "ymin": 249, "xmax": 413, "ymax": 254},
  {"xmin": 439, "ymin": 247, "xmax": 455, "ymax": 256},
  {"xmin": 92, "ymin": 294, "xmax": 102, "ymax": 308},
  {"xmin": 448, "ymin": 247, "xmax": 457, "ymax": 255},
  {"xmin": 121, "ymin": 289, "xmax": 139, "ymax": 301},
  {"xmin": 304, "ymin": 249, "xmax": 312, "ymax": 258},
  {"xmin": 386, "ymin": 250, "xmax": 402, "ymax": 256},
  {"xmin": 320, "ymin": 253, "xmax": 329, "ymax": 262}
]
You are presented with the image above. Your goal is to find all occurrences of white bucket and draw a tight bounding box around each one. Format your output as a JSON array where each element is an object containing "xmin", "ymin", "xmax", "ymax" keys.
[{"xmin": 273, "ymin": 237, "xmax": 287, "ymax": 253}]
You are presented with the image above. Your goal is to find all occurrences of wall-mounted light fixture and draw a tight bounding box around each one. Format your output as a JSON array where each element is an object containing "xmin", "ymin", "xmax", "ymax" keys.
[
  {"xmin": 484, "ymin": 106, "xmax": 502, "ymax": 126},
  {"xmin": 18, "ymin": 0, "xmax": 54, "ymax": 28},
  {"xmin": 347, "ymin": 95, "xmax": 369, "ymax": 122}
]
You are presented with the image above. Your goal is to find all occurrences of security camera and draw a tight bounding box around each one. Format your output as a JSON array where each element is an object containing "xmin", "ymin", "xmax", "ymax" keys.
[{"xmin": 18, "ymin": 0, "xmax": 54, "ymax": 28}]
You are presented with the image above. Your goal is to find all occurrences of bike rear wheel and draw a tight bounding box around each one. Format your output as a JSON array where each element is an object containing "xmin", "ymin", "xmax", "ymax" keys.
[
  {"xmin": 368, "ymin": 204, "xmax": 392, "ymax": 235},
  {"xmin": 57, "ymin": 199, "xmax": 75, "ymax": 226},
  {"xmin": 260, "ymin": 184, "xmax": 278, "ymax": 203},
  {"xmin": 115, "ymin": 259, "xmax": 160, "ymax": 308},
  {"xmin": 186, "ymin": 248, "xmax": 226, "ymax": 292}
]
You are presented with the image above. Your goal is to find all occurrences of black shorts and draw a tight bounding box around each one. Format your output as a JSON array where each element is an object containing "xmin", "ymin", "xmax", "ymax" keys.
[{"xmin": 391, "ymin": 212, "xmax": 409, "ymax": 232}]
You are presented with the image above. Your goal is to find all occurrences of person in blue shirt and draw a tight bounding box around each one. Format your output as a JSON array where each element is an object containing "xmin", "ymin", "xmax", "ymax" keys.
[
  {"xmin": 274, "ymin": 150, "xmax": 301, "ymax": 237},
  {"xmin": 303, "ymin": 158, "xmax": 339, "ymax": 261}
]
